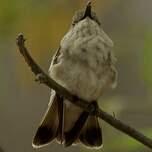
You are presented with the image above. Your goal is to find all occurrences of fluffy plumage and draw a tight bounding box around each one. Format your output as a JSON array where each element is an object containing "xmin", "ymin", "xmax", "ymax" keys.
[
  {"xmin": 49, "ymin": 17, "xmax": 117, "ymax": 101},
  {"xmin": 33, "ymin": 2, "xmax": 117, "ymax": 149}
]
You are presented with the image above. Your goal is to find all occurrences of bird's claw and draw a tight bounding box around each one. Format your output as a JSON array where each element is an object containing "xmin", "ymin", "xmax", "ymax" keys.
[{"xmin": 87, "ymin": 101, "xmax": 98, "ymax": 115}]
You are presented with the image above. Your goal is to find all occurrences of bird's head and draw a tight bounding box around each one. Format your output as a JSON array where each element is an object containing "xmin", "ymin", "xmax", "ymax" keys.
[{"xmin": 72, "ymin": 1, "xmax": 101, "ymax": 27}]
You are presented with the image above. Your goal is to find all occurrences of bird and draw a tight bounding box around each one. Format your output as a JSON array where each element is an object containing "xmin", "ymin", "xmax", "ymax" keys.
[{"xmin": 32, "ymin": 1, "xmax": 117, "ymax": 149}]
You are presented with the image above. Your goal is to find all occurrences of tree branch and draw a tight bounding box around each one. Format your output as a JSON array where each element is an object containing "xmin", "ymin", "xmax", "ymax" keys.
[{"xmin": 16, "ymin": 33, "xmax": 152, "ymax": 149}]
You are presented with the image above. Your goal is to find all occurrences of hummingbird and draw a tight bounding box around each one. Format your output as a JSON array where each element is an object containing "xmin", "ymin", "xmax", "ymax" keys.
[{"xmin": 32, "ymin": 1, "xmax": 117, "ymax": 149}]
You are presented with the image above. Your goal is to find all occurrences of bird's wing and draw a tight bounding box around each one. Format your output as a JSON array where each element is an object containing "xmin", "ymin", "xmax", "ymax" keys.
[{"xmin": 49, "ymin": 46, "xmax": 61, "ymax": 71}]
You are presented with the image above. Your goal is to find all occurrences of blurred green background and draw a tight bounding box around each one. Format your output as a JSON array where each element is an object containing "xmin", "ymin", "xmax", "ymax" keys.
[{"xmin": 0, "ymin": 0, "xmax": 152, "ymax": 152}]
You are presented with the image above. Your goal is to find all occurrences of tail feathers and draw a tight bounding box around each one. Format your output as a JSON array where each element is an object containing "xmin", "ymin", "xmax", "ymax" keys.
[
  {"xmin": 64, "ymin": 111, "xmax": 89, "ymax": 147},
  {"xmin": 32, "ymin": 92, "xmax": 61, "ymax": 148},
  {"xmin": 79, "ymin": 115, "xmax": 102, "ymax": 148},
  {"xmin": 64, "ymin": 102, "xmax": 102, "ymax": 148},
  {"xmin": 32, "ymin": 94, "xmax": 102, "ymax": 149}
]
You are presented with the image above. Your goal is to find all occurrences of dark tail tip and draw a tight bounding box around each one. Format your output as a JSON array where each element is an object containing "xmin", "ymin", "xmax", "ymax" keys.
[
  {"xmin": 32, "ymin": 126, "xmax": 55, "ymax": 148},
  {"xmin": 80, "ymin": 127, "xmax": 102, "ymax": 147}
]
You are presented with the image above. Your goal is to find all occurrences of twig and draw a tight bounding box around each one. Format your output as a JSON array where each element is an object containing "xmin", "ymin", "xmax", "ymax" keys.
[{"xmin": 16, "ymin": 33, "xmax": 152, "ymax": 149}]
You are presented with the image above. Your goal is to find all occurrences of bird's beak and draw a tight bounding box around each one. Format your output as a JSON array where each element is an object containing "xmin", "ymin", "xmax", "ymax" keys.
[{"xmin": 83, "ymin": 1, "xmax": 92, "ymax": 19}]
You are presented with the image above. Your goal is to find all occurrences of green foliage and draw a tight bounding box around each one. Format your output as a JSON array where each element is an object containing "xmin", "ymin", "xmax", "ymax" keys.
[{"xmin": 108, "ymin": 128, "xmax": 152, "ymax": 151}]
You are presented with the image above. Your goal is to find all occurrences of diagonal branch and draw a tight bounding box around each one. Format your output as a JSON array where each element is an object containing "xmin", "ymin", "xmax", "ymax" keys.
[{"xmin": 16, "ymin": 33, "xmax": 152, "ymax": 150}]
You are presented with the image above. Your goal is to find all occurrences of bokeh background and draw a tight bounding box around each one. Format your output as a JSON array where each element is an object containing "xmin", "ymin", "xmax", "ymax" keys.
[{"xmin": 0, "ymin": 0, "xmax": 152, "ymax": 152}]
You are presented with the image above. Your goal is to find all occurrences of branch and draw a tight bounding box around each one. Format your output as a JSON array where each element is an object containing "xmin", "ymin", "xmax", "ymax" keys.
[{"xmin": 16, "ymin": 33, "xmax": 152, "ymax": 150}]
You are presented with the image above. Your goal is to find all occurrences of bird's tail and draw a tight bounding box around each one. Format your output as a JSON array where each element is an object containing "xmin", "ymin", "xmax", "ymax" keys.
[
  {"xmin": 79, "ymin": 114, "xmax": 103, "ymax": 148},
  {"xmin": 64, "ymin": 101, "xmax": 102, "ymax": 149},
  {"xmin": 32, "ymin": 91, "xmax": 64, "ymax": 148},
  {"xmin": 32, "ymin": 92, "xmax": 102, "ymax": 149}
]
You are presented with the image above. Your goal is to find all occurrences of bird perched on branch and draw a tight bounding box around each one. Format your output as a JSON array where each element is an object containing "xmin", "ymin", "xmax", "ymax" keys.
[{"xmin": 32, "ymin": 1, "xmax": 117, "ymax": 149}]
